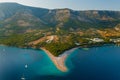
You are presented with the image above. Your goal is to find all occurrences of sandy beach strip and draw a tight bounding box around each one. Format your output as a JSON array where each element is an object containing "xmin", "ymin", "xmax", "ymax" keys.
[{"xmin": 41, "ymin": 47, "xmax": 77, "ymax": 72}]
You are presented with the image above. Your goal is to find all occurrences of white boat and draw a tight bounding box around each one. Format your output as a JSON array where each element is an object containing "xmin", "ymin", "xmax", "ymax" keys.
[
  {"xmin": 21, "ymin": 77, "xmax": 25, "ymax": 80},
  {"xmin": 25, "ymin": 64, "xmax": 28, "ymax": 68}
]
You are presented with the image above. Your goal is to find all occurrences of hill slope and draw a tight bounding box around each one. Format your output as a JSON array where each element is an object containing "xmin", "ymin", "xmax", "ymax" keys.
[
  {"xmin": 0, "ymin": 3, "xmax": 120, "ymax": 56},
  {"xmin": 0, "ymin": 3, "xmax": 120, "ymax": 32}
]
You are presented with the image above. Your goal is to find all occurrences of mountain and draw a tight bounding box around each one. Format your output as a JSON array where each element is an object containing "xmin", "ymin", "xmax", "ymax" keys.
[
  {"xmin": 0, "ymin": 3, "xmax": 120, "ymax": 33},
  {"xmin": 0, "ymin": 3, "xmax": 120, "ymax": 56}
]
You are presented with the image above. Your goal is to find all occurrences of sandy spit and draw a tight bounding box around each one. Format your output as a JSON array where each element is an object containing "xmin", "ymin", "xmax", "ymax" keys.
[{"xmin": 41, "ymin": 47, "xmax": 77, "ymax": 72}]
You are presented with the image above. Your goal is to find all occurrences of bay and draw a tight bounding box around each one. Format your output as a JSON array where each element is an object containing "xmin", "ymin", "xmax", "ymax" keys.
[{"xmin": 0, "ymin": 45, "xmax": 120, "ymax": 80}]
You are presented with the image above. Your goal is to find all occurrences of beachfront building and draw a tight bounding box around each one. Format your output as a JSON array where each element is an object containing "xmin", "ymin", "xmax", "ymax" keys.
[
  {"xmin": 110, "ymin": 38, "xmax": 120, "ymax": 43},
  {"xmin": 75, "ymin": 42, "xmax": 80, "ymax": 46},
  {"xmin": 90, "ymin": 38, "xmax": 104, "ymax": 43}
]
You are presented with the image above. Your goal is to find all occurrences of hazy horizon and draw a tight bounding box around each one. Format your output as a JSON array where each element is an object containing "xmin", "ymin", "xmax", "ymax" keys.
[{"xmin": 0, "ymin": 0, "xmax": 120, "ymax": 11}]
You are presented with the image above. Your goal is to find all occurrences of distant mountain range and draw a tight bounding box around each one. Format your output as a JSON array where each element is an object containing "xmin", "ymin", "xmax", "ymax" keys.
[{"xmin": 0, "ymin": 2, "xmax": 120, "ymax": 35}]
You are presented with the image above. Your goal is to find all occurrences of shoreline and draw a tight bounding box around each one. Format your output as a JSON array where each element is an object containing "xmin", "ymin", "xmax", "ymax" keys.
[{"xmin": 41, "ymin": 47, "xmax": 78, "ymax": 72}]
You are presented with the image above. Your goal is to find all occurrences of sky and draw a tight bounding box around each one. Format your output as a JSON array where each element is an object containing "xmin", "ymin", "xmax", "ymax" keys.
[{"xmin": 0, "ymin": 0, "xmax": 120, "ymax": 11}]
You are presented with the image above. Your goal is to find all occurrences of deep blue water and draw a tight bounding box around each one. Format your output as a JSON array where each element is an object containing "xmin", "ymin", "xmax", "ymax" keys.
[{"xmin": 0, "ymin": 45, "xmax": 120, "ymax": 80}]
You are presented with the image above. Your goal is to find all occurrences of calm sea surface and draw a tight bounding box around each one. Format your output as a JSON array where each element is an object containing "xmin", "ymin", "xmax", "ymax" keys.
[{"xmin": 0, "ymin": 45, "xmax": 120, "ymax": 80}]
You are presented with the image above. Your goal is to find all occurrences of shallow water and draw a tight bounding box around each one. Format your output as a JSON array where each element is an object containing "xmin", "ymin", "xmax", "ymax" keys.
[{"xmin": 0, "ymin": 45, "xmax": 120, "ymax": 80}]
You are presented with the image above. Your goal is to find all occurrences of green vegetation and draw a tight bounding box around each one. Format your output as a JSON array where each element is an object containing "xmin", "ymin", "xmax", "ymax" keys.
[
  {"xmin": 0, "ymin": 3, "xmax": 120, "ymax": 56},
  {"xmin": 0, "ymin": 30, "xmax": 119, "ymax": 56},
  {"xmin": 36, "ymin": 42, "xmax": 76, "ymax": 56},
  {"xmin": 0, "ymin": 33, "xmax": 44, "ymax": 48}
]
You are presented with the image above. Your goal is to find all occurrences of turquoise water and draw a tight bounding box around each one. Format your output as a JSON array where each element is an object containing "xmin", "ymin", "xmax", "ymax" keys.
[
  {"xmin": 0, "ymin": 45, "xmax": 120, "ymax": 80},
  {"xmin": 0, "ymin": 46, "xmax": 67, "ymax": 80}
]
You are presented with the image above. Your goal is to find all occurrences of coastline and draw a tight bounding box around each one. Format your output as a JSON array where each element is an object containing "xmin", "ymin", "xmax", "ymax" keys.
[{"xmin": 41, "ymin": 47, "xmax": 77, "ymax": 72}]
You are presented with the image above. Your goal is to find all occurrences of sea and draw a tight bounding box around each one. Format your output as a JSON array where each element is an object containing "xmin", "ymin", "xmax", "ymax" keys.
[{"xmin": 0, "ymin": 45, "xmax": 120, "ymax": 80}]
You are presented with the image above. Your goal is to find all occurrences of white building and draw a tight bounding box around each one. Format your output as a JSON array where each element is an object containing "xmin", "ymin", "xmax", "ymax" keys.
[
  {"xmin": 91, "ymin": 38, "xmax": 104, "ymax": 42},
  {"xmin": 110, "ymin": 38, "xmax": 120, "ymax": 43},
  {"xmin": 75, "ymin": 42, "xmax": 80, "ymax": 46}
]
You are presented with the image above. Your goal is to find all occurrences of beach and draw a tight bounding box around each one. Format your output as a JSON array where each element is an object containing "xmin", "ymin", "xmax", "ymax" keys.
[{"xmin": 41, "ymin": 48, "xmax": 77, "ymax": 72}]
